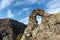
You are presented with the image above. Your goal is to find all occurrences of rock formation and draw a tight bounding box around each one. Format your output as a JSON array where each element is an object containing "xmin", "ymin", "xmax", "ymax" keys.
[
  {"xmin": 21, "ymin": 8, "xmax": 60, "ymax": 40},
  {"xmin": 0, "ymin": 18, "xmax": 27, "ymax": 40},
  {"xmin": 0, "ymin": 8, "xmax": 60, "ymax": 40}
]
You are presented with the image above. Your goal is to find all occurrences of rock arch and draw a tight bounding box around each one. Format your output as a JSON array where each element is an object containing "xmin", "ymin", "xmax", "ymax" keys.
[
  {"xmin": 28, "ymin": 8, "xmax": 50, "ymax": 30},
  {"xmin": 21, "ymin": 8, "xmax": 51, "ymax": 40}
]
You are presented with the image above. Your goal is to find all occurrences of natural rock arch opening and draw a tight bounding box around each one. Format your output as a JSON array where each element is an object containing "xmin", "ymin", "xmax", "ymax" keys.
[
  {"xmin": 21, "ymin": 8, "xmax": 51, "ymax": 40},
  {"xmin": 36, "ymin": 15, "xmax": 42, "ymax": 24}
]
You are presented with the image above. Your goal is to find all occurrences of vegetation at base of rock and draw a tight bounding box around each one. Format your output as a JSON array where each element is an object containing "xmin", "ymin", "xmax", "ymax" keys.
[{"xmin": 16, "ymin": 33, "xmax": 22, "ymax": 40}]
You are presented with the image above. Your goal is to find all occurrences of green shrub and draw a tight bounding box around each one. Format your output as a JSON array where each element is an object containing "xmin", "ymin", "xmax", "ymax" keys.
[{"xmin": 16, "ymin": 33, "xmax": 22, "ymax": 40}]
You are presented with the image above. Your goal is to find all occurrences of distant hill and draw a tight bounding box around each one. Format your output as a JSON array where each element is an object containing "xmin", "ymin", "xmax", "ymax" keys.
[{"xmin": 0, "ymin": 18, "xmax": 27, "ymax": 40}]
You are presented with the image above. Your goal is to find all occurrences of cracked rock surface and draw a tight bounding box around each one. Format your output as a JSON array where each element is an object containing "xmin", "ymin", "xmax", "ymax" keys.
[{"xmin": 21, "ymin": 8, "xmax": 60, "ymax": 40}]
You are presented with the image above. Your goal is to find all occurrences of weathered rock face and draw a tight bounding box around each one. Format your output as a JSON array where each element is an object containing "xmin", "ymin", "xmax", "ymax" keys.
[
  {"xmin": 0, "ymin": 18, "xmax": 27, "ymax": 40},
  {"xmin": 21, "ymin": 8, "xmax": 60, "ymax": 40}
]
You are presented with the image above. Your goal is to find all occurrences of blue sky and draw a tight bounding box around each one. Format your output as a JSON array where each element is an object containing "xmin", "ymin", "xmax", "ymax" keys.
[{"xmin": 0, "ymin": 0, "xmax": 60, "ymax": 24}]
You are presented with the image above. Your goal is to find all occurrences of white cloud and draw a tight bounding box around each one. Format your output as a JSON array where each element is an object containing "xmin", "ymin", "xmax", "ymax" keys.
[
  {"xmin": 7, "ymin": 10, "xmax": 14, "ymax": 18},
  {"xmin": 46, "ymin": 0, "xmax": 60, "ymax": 14},
  {"xmin": 19, "ymin": 17, "xmax": 28, "ymax": 24},
  {"xmin": 14, "ymin": 0, "xmax": 38, "ymax": 6},
  {"xmin": 46, "ymin": 8, "xmax": 60, "ymax": 14},
  {"xmin": 0, "ymin": 0, "xmax": 14, "ymax": 10},
  {"xmin": 25, "ymin": 0, "xmax": 38, "ymax": 4},
  {"xmin": 13, "ymin": 1, "xmax": 22, "ymax": 6},
  {"xmin": 17, "ymin": 8, "xmax": 30, "ymax": 24},
  {"xmin": 38, "ymin": 0, "xmax": 45, "ymax": 5},
  {"xmin": 23, "ymin": 8, "xmax": 30, "ymax": 11},
  {"xmin": 14, "ymin": 0, "xmax": 45, "ymax": 6},
  {"xmin": 17, "ymin": 8, "xmax": 30, "ymax": 15}
]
